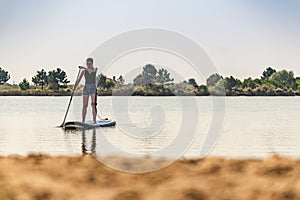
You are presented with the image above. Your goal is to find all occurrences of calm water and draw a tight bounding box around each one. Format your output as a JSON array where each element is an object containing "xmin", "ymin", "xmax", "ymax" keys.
[{"xmin": 0, "ymin": 96, "xmax": 299, "ymax": 158}]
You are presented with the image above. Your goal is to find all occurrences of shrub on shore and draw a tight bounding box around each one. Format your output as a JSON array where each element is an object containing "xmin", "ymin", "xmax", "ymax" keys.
[{"xmin": 19, "ymin": 78, "xmax": 30, "ymax": 90}]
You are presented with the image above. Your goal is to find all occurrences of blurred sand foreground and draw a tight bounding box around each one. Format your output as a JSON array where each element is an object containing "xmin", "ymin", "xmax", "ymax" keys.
[{"xmin": 0, "ymin": 154, "xmax": 299, "ymax": 200}]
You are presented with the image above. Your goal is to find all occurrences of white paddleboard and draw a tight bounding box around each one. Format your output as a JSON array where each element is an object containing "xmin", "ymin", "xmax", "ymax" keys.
[{"xmin": 63, "ymin": 120, "xmax": 116, "ymax": 129}]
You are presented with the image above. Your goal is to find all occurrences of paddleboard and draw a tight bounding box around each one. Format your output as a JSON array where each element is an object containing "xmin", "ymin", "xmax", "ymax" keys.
[{"xmin": 63, "ymin": 120, "xmax": 116, "ymax": 129}]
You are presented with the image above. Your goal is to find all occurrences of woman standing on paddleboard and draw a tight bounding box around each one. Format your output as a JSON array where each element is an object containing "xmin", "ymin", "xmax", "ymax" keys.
[{"xmin": 74, "ymin": 58, "xmax": 98, "ymax": 124}]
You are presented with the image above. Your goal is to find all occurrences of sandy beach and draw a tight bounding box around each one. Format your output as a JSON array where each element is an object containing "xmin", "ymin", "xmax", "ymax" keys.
[{"xmin": 0, "ymin": 154, "xmax": 299, "ymax": 200}]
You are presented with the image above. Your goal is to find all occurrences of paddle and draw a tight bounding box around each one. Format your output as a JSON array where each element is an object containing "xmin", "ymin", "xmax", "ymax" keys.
[{"xmin": 59, "ymin": 67, "xmax": 82, "ymax": 127}]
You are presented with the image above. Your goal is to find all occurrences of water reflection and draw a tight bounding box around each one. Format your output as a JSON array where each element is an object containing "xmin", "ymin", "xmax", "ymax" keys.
[
  {"xmin": 63, "ymin": 128, "xmax": 98, "ymax": 156},
  {"xmin": 81, "ymin": 129, "xmax": 96, "ymax": 155}
]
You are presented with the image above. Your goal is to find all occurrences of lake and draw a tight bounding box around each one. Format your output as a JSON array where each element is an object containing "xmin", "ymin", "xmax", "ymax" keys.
[{"xmin": 0, "ymin": 96, "xmax": 299, "ymax": 159}]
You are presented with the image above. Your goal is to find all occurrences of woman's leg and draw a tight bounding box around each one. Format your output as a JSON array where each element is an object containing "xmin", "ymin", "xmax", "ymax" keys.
[
  {"xmin": 91, "ymin": 94, "xmax": 97, "ymax": 123},
  {"xmin": 82, "ymin": 95, "xmax": 89, "ymax": 122},
  {"xmin": 95, "ymin": 94, "xmax": 98, "ymax": 117}
]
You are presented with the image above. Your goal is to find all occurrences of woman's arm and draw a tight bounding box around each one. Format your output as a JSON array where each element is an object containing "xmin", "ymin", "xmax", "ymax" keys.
[{"xmin": 74, "ymin": 70, "xmax": 85, "ymax": 89}]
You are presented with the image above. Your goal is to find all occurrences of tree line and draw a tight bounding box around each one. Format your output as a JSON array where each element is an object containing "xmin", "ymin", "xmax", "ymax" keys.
[
  {"xmin": 0, "ymin": 67, "xmax": 125, "ymax": 92},
  {"xmin": 127, "ymin": 64, "xmax": 300, "ymax": 96},
  {"xmin": 1, "ymin": 65, "xmax": 300, "ymax": 96},
  {"xmin": 205, "ymin": 67, "xmax": 300, "ymax": 96},
  {"xmin": 0, "ymin": 67, "xmax": 69, "ymax": 91}
]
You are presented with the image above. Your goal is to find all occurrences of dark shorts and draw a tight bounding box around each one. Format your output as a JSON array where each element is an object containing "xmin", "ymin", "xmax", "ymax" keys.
[{"xmin": 82, "ymin": 84, "xmax": 97, "ymax": 95}]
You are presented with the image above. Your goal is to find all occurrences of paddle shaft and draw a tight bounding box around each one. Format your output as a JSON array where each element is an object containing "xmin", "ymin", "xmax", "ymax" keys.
[{"xmin": 60, "ymin": 68, "xmax": 81, "ymax": 127}]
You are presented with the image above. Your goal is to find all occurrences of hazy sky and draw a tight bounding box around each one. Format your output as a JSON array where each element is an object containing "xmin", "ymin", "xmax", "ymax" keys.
[{"xmin": 0, "ymin": 0, "xmax": 299, "ymax": 84}]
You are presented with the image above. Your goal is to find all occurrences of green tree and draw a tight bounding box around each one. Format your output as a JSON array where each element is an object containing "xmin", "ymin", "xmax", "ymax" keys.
[
  {"xmin": 270, "ymin": 70, "xmax": 296, "ymax": 90},
  {"xmin": 32, "ymin": 69, "xmax": 48, "ymax": 89},
  {"xmin": 56, "ymin": 68, "xmax": 69, "ymax": 86},
  {"xmin": 224, "ymin": 76, "xmax": 239, "ymax": 94},
  {"xmin": 142, "ymin": 64, "xmax": 157, "ymax": 85},
  {"xmin": 0, "ymin": 67, "xmax": 10, "ymax": 84},
  {"xmin": 208, "ymin": 79, "xmax": 226, "ymax": 96},
  {"xmin": 242, "ymin": 77, "xmax": 257, "ymax": 89},
  {"xmin": 48, "ymin": 70, "xmax": 59, "ymax": 91},
  {"xmin": 198, "ymin": 84, "xmax": 209, "ymax": 95},
  {"xmin": 19, "ymin": 78, "xmax": 30, "ymax": 90},
  {"xmin": 262, "ymin": 67, "xmax": 276, "ymax": 80},
  {"xmin": 133, "ymin": 74, "xmax": 143, "ymax": 86},
  {"xmin": 47, "ymin": 68, "xmax": 70, "ymax": 91},
  {"xmin": 206, "ymin": 73, "xmax": 222, "ymax": 87},
  {"xmin": 133, "ymin": 64, "xmax": 174, "ymax": 87},
  {"xmin": 106, "ymin": 80, "xmax": 116, "ymax": 89},
  {"xmin": 253, "ymin": 78, "xmax": 262, "ymax": 86},
  {"xmin": 187, "ymin": 78, "xmax": 198, "ymax": 88},
  {"xmin": 296, "ymin": 77, "xmax": 300, "ymax": 89},
  {"xmin": 157, "ymin": 68, "xmax": 174, "ymax": 88},
  {"xmin": 97, "ymin": 73, "xmax": 107, "ymax": 88}
]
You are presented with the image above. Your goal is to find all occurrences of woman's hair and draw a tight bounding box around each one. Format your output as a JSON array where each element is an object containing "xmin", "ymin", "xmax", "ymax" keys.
[{"xmin": 86, "ymin": 57, "xmax": 94, "ymax": 64}]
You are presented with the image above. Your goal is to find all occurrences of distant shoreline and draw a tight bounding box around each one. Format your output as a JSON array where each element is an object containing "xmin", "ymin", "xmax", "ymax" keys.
[
  {"xmin": 2, "ymin": 67, "xmax": 300, "ymax": 97},
  {"xmin": 0, "ymin": 89, "xmax": 299, "ymax": 96},
  {"xmin": 1, "ymin": 83, "xmax": 300, "ymax": 96}
]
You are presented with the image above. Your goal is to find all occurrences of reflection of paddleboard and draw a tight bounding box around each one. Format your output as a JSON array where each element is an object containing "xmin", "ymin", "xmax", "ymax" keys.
[{"xmin": 63, "ymin": 120, "xmax": 116, "ymax": 130}]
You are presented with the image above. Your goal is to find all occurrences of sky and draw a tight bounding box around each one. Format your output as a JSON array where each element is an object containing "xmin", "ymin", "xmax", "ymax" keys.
[{"xmin": 0, "ymin": 0, "xmax": 300, "ymax": 84}]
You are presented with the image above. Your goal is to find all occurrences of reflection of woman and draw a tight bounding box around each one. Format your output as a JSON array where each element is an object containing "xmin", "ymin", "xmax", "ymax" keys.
[
  {"xmin": 74, "ymin": 58, "xmax": 97, "ymax": 123},
  {"xmin": 81, "ymin": 129, "xmax": 96, "ymax": 155}
]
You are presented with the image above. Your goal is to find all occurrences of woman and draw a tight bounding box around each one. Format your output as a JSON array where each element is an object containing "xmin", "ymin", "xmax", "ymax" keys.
[{"xmin": 75, "ymin": 58, "xmax": 98, "ymax": 124}]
